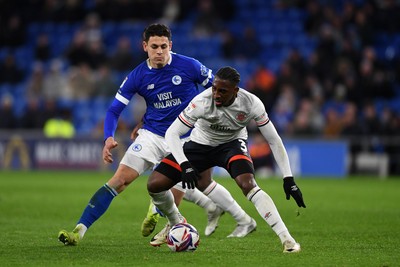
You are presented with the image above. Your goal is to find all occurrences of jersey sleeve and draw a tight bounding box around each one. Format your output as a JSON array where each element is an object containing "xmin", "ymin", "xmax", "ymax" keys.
[
  {"xmin": 252, "ymin": 95, "xmax": 270, "ymax": 127},
  {"xmin": 177, "ymin": 95, "xmax": 204, "ymax": 128},
  {"xmin": 190, "ymin": 58, "xmax": 214, "ymax": 90},
  {"xmin": 103, "ymin": 70, "xmax": 138, "ymax": 140}
]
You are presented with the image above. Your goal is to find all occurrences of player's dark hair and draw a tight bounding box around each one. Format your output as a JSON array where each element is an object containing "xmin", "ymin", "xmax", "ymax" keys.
[
  {"xmin": 143, "ymin": 23, "xmax": 172, "ymax": 42},
  {"xmin": 215, "ymin": 66, "xmax": 241, "ymax": 85}
]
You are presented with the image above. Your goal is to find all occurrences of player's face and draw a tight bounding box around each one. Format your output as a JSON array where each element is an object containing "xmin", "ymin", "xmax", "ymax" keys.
[
  {"xmin": 143, "ymin": 36, "xmax": 172, "ymax": 68},
  {"xmin": 212, "ymin": 77, "xmax": 239, "ymax": 107}
]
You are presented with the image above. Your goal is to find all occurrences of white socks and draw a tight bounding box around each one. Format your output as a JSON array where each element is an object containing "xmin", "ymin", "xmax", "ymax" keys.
[
  {"xmin": 204, "ymin": 181, "xmax": 252, "ymax": 225},
  {"xmin": 75, "ymin": 223, "xmax": 87, "ymax": 239},
  {"xmin": 149, "ymin": 190, "xmax": 181, "ymax": 225},
  {"xmin": 184, "ymin": 188, "xmax": 217, "ymax": 213},
  {"xmin": 247, "ymin": 186, "xmax": 295, "ymax": 244}
]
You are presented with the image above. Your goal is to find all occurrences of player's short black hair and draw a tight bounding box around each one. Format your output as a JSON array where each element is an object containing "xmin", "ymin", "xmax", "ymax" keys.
[
  {"xmin": 143, "ymin": 23, "xmax": 172, "ymax": 42},
  {"xmin": 215, "ymin": 66, "xmax": 241, "ymax": 86}
]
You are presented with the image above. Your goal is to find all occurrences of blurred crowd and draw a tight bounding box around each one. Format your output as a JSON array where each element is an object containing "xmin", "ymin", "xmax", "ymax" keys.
[{"xmin": 1, "ymin": 0, "xmax": 400, "ymax": 173}]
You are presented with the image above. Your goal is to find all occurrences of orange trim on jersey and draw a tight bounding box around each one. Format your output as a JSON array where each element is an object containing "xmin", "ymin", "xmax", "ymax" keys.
[
  {"xmin": 227, "ymin": 155, "xmax": 253, "ymax": 168},
  {"xmin": 161, "ymin": 158, "xmax": 182, "ymax": 172},
  {"xmin": 178, "ymin": 114, "xmax": 193, "ymax": 128},
  {"xmin": 256, "ymin": 118, "xmax": 270, "ymax": 127}
]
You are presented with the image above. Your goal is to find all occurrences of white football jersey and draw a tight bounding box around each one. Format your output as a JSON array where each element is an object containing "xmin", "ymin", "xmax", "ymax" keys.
[{"xmin": 179, "ymin": 88, "xmax": 269, "ymax": 146}]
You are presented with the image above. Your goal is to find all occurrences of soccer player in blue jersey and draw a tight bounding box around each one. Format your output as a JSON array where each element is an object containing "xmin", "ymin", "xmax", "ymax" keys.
[{"xmin": 58, "ymin": 24, "xmax": 255, "ymax": 246}]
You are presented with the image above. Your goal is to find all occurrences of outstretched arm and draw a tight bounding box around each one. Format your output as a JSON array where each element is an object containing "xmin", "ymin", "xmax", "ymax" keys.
[
  {"xmin": 258, "ymin": 121, "xmax": 306, "ymax": 208},
  {"xmin": 258, "ymin": 121, "xmax": 292, "ymax": 177}
]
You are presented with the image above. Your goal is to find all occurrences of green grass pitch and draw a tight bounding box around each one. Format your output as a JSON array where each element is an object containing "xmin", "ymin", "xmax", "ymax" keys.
[{"xmin": 0, "ymin": 170, "xmax": 399, "ymax": 266}]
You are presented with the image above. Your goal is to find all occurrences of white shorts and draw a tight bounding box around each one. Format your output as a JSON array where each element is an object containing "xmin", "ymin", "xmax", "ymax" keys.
[{"xmin": 120, "ymin": 128, "xmax": 188, "ymax": 175}]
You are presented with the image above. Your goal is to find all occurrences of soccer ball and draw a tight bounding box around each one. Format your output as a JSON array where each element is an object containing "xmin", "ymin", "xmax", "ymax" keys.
[{"xmin": 167, "ymin": 223, "xmax": 200, "ymax": 252}]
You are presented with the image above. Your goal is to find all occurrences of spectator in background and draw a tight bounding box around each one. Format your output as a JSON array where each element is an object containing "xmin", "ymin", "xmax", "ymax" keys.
[
  {"xmin": 0, "ymin": 94, "xmax": 17, "ymax": 129},
  {"xmin": 57, "ymin": 0, "xmax": 86, "ymax": 23},
  {"xmin": 0, "ymin": 53, "xmax": 24, "ymax": 84},
  {"xmin": 160, "ymin": 0, "xmax": 181, "ymax": 24},
  {"xmin": 246, "ymin": 65, "xmax": 277, "ymax": 113},
  {"xmin": 285, "ymin": 49, "xmax": 308, "ymax": 85},
  {"xmin": 64, "ymin": 31, "xmax": 91, "ymax": 67},
  {"xmin": 248, "ymin": 132, "xmax": 274, "ymax": 178},
  {"xmin": 271, "ymin": 84, "xmax": 296, "ymax": 134},
  {"xmin": 353, "ymin": 9, "xmax": 374, "ymax": 46},
  {"xmin": 43, "ymin": 108, "xmax": 76, "ymax": 138},
  {"xmin": 26, "ymin": 62, "xmax": 45, "ymax": 99},
  {"xmin": 360, "ymin": 102, "xmax": 381, "ymax": 137},
  {"xmin": 34, "ymin": 33, "xmax": 52, "ymax": 62},
  {"xmin": 359, "ymin": 46, "xmax": 394, "ymax": 99},
  {"xmin": 302, "ymin": 74, "xmax": 324, "ymax": 108},
  {"xmin": 93, "ymin": 64, "xmax": 117, "ymax": 98},
  {"xmin": 303, "ymin": 0, "xmax": 324, "ymax": 36},
  {"xmin": 274, "ymin": 62, "xmax": 299, "ymax": 92},
  {"xmin": 86, "ymin": 39, "xmax": 109, "ymax": 70},
  {"xmin": 42, "ymin": 59, "xmax": 70, "ymax": 101},
  {"xmin": 66, "ymin": 63, "xmax": 95, "ymax": 100},
  {"xmin": 235, "ymin": 26, "xmax": 261, "ymax": 60},
  {"xmin": 20, "ymin": 98, "xmax": 46, "ymax": 129},
  {"xmin": 192, "ymin": 0, "xmax": 222, "ymax": 37},
  {"xmin": 79, "ymin": 13, "xmax": 103, "ymax": 44},
  {"xmin": 220, "ymin": 28, "xmax": 236, "ymax": 59},
  {"xmin": 322, "ymin": 108, "xmax": 343, "ymax": 138},
  {"xmin": 110, "ymin": 36, "xmax": 137, "ymax": 72},
  {"xmin": 340, "ymin": 102, "xmax": 362, "ymax": 172},
  {"xmin": 291, "ymin": 99, "xmax": 323, "ymax": 137},
  {"xmin": 0, "ymin": 14, "xmax": 26, "ymax": 47},
  {"xmin": 92, "ymin": 0, "xmax": 114, "ymax": 21}
]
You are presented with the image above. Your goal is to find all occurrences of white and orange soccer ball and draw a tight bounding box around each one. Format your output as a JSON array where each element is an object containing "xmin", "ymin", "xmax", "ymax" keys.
[{"xmin": 166, "ymin": 223, "xmax": 200, "ymax": 252}]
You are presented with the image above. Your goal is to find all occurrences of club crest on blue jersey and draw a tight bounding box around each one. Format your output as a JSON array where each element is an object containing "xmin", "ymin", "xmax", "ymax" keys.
[
  {"xmin": 132, "ymin": 144, "xmax": 142, "ymax": 151},
  {"xmin": 172, "ymin": 75, "xmax": 182, "ymax": 85},
  {"xmin": 200, "ymin": 65, "xmax": 208, "ymax": 76}
]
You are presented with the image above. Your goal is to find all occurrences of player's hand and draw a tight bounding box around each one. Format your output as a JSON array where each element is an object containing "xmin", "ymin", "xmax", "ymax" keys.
[
  {"xmin": 180, "ymin": 161, "xmax": 199, "ymax": 189},
  {"xmin": 283, "ymin": 176, "xmax": 306, "ymax": 208},
  {"xmin": 103, "ymin": 137, "xmax": 118, "ymax": 164},
  {"xmin": 130, "ymin": 120, "xmax": 143, "ymax": 141}
]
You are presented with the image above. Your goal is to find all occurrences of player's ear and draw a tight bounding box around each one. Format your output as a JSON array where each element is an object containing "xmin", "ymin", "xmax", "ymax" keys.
[{"xmin": 142, "ymin": 41, "xmax": 148, "ymax": 52}]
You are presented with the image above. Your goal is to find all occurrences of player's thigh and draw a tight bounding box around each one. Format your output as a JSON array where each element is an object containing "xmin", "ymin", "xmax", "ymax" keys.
[
  {"xmin": 123, "ymin": 129, "xmax": 170, "ymax": 172},
  {"xmin": 147, "ymin": 169, "xmax": 177, "ymax": 193}
]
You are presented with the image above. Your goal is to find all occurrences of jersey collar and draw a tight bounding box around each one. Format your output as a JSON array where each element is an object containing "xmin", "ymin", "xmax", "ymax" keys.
[{"xmin": 146, "ymin": 52, "xmax": 173, "ymax": 69}]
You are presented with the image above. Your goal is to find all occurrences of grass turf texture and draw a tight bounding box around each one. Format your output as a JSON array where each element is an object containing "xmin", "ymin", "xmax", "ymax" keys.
[{"xmin": 0, "ymin": 171, "xmax": 399, "ymax": 267}]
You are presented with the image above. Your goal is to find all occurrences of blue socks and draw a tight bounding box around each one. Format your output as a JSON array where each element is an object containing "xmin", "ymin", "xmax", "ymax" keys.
[{"xmin": 78, "ymin": 183, "xmax": 118, "ymax": 228}]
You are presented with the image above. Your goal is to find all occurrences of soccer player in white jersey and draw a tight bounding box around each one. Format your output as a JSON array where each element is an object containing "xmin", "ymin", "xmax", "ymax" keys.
[
  {"xmin": 58, "ymin": 24, "xmax": 255, "ymax": 246},
  {"xmin": 147, "ymin": 66, "xmax": 306, "ymax": 253}
]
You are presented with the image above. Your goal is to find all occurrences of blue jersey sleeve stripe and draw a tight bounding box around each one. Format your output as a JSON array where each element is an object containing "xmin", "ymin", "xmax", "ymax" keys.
[
  {"xmin": 116, "ymin": 93, "xmax": 129, "ymax": 105},
  {"xmin": 201, "ymin": 69, "xmax": 213, "ymax": 87}
]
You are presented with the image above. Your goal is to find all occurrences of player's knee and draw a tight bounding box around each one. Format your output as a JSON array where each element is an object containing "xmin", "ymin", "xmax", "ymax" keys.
[
  {"xmin": 147, "ymin": 176, "xmax": 160, "ymax": 193},
  {"xmin": 235, "ymin": 174, "xmax": 257, "ymax": 196},
  {"xmin": 196, "ymin": 173, "xmax": 212, "ymax": 191}
]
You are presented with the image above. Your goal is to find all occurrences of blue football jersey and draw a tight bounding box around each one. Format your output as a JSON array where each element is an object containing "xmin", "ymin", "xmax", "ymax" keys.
[{"xmin": 104, "ymin": 52, "xmax": 213, "ymax": 139}]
